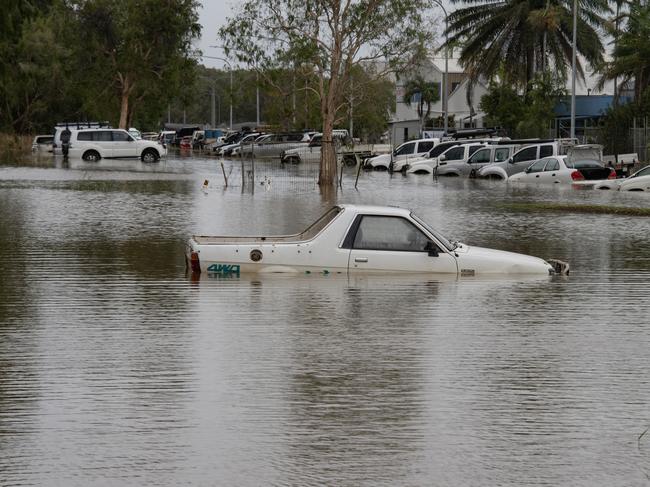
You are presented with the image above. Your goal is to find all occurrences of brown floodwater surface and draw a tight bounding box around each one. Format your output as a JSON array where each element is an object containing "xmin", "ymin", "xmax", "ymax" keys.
[{"xmin": 1, "ymin": 152, "xmax": 650, "ymax": 486}]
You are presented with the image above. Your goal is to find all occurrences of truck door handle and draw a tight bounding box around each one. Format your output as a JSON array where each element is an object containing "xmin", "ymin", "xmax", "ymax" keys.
[
  {"xmin": 536, "ymin": 175, "xmax": 540, "ymax": 178},
  {"xmin": 354, "ymin": 257, "xmax": 368, "ymax": 263}
]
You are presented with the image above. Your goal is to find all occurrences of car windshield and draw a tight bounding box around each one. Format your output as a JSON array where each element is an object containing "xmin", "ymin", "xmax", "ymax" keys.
[
  {"xmin": 632, "ymin": 166, "xmax": 650, "ymax": 177},
  {"xmin": 569, "ymin": 159, "xmax": 602, "ymax": 169},
  {"xmin": 410, "ymin": 213, "xmax": 455, "ymax": 251}
]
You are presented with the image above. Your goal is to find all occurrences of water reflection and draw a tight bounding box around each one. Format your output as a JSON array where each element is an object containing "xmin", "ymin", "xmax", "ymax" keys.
[{"xmin": 1, "ymin": 153, "xmax": 650, "ymax": 485}]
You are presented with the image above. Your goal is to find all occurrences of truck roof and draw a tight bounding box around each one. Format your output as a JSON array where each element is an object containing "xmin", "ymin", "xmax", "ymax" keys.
[{"xmin": 337, "ymin": 204, "xmax": 412, "ymax": 217}]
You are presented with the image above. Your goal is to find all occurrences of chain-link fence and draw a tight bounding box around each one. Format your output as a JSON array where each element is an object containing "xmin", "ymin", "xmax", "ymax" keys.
[
  {"xmin": 551, "ymin": 117, "xmax": 649, "ymax": 164},
  {"xmin": 209, "ymin": 140, "xmax": 370, "ymax": 194}
]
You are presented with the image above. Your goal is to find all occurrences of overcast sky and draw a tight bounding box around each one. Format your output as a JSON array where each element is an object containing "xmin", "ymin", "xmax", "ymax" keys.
[
  {"xmin": 195, "ymin": 0, "xmax": 603, "ymax": 93},
  {"xmin": 196, "ymin": 0, "xmax": 241, "ymax": 69}
]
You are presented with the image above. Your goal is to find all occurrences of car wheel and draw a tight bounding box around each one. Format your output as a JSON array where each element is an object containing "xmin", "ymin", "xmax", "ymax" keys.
[
  {"xmin": 83, "ymin": 150, "xmax": 100, "ymax": 162},
  {"xmin": 141, "ymin": 148, "xmax": 159, "ymax": 163}
]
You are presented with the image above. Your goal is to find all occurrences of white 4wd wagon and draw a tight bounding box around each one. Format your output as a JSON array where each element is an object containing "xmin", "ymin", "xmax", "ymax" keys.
[{"xmin": 68, "ymin": 128, "xmax": 166, "ymax": 162}]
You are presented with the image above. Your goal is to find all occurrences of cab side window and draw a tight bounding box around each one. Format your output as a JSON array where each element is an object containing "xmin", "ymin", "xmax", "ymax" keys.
[
  {"xmin": 442, "ymin": 146, "xmax": 464, "ymax": 161},
  {"xmin": 469, "ymin": 148, "xmax": 490, "ymax": 163},
  {"xmin": 528, "ymin": 159, "xmax": 547, "ymax": 173},
  {"xmin": 494, "ymin": 148, "xmax": 510, "ymax": 162},
  {"xmin": 539, "ymin": 145, "xmax": 554, "ymax": 158},
  {"xmin": 544, "ymin": 159, "xmax": 560, "ymax": 171},
  {"xmin": 513, "ymin": 146, "xmax": 538, "ymax": 164},
  {"xmin": 395, "ymin": 142, "xmax": 416, "ymax": 156},
  {"xmin": 418, "ymin": 141, "xmax": 434, "ymax": 153},
  {"xmin": 353, "ymin": 216, "xmax": 432, "ymax": 252}
]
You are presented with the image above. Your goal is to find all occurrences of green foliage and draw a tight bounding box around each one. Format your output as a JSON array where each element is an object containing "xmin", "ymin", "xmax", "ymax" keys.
[
  {"xmin": 599, "ymin": 90, "xmax": 650, "ymax": 155},
  {"xmin": 219, "ymin": 0, "xmax": 433, "ymax": 185},
  {"xmin": 401, "ymin": 75, "xmax": 440, "ymax": 130},
  {"xmin": 0, "ymin": 0, "xmax": 200, "ymax": 133},
  {"xmin": 480, "ymin": 72, "xmax": 565, "ymax": 138},
  {"xmin": 447, "ymin": 0, "xmax": 608, "ymax": 88},
  {"xmin": 599, "ymin": 1, "xmax": 650, "ymax": 100}
]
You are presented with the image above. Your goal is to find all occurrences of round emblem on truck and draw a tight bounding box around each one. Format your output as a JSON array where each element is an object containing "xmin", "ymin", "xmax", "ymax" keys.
[{"xmin": 250, "ymin": 249, "xmax": 263, "ymax": 262}]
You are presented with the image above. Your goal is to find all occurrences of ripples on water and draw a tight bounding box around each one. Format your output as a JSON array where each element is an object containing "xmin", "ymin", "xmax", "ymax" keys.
[{"xmin": 1, "ymin": 154, "xmax": 650, "ymax": 485}]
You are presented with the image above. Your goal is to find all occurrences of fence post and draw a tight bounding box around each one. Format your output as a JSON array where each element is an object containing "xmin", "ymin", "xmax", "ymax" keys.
[
  {"xmin": 251, "ymin": 140, "xmax": 255, "ymax": 194},
  {"xmin": 220, "ymin": 161, "xmax": 228, "ymax": 187}
]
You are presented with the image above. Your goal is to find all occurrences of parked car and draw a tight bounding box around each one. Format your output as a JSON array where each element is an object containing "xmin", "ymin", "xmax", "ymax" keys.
[
  {"xmin": 31, "ymin": 135, "xmax": 54, "ymax": 153},
  {"xmin": 128, "ymin": 127, "xmax": 142, "ymax": 140},
  {"xmin": 399, "ymin": 137, "xmax": 513, "ymax": 173},
  {"xmin": 365, "ymin": 138, "xmax": 438, "ymax": 170},
  {"xmin": 67, "ymin": 128, "xmax": 166, "ymax": 162},
  {"xmin": 406, "ymin": 143, "xmax": 495, "ymax": 175},
  {"xmin": 158, "ymin": 130, "xmax": 176, "ymax": 146},
  {"xmin": 509, "ymin": 156, "xmax": 616, "ymax": 184},
  {"xmin": 597, "ymin": 165, "xmax": 650, "ymax": 191},
  {"xmin": 217, "ymin": 132, "xmax": 262, "ymax": 156},
  {"xmin": 186, "ymin": 204, "xmax": 563, "ymax": 276},
  {"xmin": 618, "ymin": 165, "xmax": 650, "ymax": 191},
  {"xmin": 238, "ymin": 133, "xmax": 310, "ymax": 159},
  {"xmin": 477, "ymin": 140, "xmax": 586, "ymax": 179}
]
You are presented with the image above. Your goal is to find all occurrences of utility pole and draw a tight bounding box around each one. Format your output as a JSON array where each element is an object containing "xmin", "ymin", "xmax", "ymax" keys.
[
  {"xmin": 203, "ymin": 52, "xmax": 233, "ymax": 130},
  {"xmin": 211, "ymin": 84, "xmax": 216, "ymax": 128},
  {"xmin": 349, "ymin": 76, "xmax": 354, "ymax": 139},
  {"xmin": 256, "ymin": 70, "xmax": 260, "ymax": 127},
  {"xmin": 432, "ymin": 0, "xmax": 449, "ymax": 134},
  {"xmin": 570, "ymin": 0, "xmax": 577, "ymax": 140}
]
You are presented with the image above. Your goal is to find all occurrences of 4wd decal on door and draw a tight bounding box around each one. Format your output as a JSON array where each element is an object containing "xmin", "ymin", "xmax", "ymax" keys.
[{"xmin": 207, "ymin": 264, "xmax": 241, "ymax": 276}]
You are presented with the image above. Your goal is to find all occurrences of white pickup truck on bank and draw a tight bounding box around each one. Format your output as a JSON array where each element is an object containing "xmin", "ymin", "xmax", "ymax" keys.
[{"xmin": 281, "ymin": 134, "xmax": 390, "ymax": 165}]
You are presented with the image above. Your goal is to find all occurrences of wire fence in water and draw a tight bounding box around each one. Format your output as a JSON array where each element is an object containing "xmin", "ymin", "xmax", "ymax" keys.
[{"xmin": 205, "ymin": 141, "xmax": 367, "ymax": 194}]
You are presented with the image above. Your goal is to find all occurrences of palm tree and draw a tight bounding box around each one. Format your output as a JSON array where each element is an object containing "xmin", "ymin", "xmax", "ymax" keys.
[
  {"xmin": 599, "ymin": 1, "xmax": 650, "ymax": 101},
  {"xmin": 402, "ymin": 75, "xmax": 440, "ymax": 134},
  {"xmin": 445, "ymin": 0, "xmax": 609, "ymax": 89}
]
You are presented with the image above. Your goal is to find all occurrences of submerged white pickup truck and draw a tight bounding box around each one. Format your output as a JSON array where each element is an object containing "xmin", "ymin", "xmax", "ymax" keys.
[{"xmin": 187, "ymin": 205, "xmax": 566, "ymax": 276}]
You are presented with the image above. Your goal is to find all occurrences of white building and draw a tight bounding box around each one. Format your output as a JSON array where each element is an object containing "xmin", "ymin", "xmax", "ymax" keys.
[{"xmin": 390, "ymin": 55, "xmax": 489, "ymax": 145}]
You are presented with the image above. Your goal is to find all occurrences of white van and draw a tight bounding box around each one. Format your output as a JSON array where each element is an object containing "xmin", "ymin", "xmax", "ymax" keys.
[{"xmin": 68, "ymin": 128, "xmax": 167, "ymax": 162}]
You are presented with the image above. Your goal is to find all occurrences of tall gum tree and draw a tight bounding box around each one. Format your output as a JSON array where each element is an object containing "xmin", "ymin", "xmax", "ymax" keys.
[
  {"xmin": 75, "ymin": 0, "xmax": 201, "ymax": 128},
  {"xmin": 220, "ymin": 0, "xmax": 432, "ymax": 187}
]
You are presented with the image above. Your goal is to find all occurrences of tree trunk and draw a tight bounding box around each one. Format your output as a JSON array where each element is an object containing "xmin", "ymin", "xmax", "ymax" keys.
[
  {"xmin": 118, "ymin": 77, "xmax": 132, "ymax": 129},
  {"xmin": 119, "ymin": 91, "xmax": 129, "ymax": 129},
  {"xmin": 319, "ymin": 112, "xmax": 337, "ymax": 186}
]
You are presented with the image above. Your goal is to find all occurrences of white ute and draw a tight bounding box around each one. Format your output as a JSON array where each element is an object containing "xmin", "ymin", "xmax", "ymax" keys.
[{"xmin": 187, "ymin": 205, "xmax": 566, "ymax": 276}]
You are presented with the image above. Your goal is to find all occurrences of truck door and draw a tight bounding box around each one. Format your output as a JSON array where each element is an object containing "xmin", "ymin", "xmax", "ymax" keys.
[{"xmin": 345, "ymin": 215, "xmax": 457, "ymax": 274}]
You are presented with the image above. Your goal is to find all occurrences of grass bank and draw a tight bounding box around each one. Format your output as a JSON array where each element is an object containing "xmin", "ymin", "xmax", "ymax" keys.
[
  {"xmin": 0, "ymin": 133, "xmax": 32, "ymax": 163},
  {"xmin": 498, "ymin": 202, "xmax": 650, "ymax": 217}
]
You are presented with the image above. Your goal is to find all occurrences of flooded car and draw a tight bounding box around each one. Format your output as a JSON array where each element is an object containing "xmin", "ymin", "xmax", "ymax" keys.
[{"xmin": 187, "ymin": 205, "xmax": 560, "ymax": 276}]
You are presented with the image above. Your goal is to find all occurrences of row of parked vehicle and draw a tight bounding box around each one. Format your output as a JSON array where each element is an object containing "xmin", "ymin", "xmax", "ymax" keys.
[
  {"xmin": 208, "ymin": 129, "xmax": 375, "ymax": 162},
  {"xmin": 364, "ymin": 133, "xmax": 648, "ymax": 191}
]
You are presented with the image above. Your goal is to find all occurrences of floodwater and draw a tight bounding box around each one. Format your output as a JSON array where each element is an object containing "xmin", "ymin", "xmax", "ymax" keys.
[{"xmin": 1, "ymin": 151, "xmax": 650, "ymax": 486}]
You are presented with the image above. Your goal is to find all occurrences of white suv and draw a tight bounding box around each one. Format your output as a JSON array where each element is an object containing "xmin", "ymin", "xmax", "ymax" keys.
[{"xmin": 68, "ymin": 128, "xmax": 166, "ymax": 162}]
